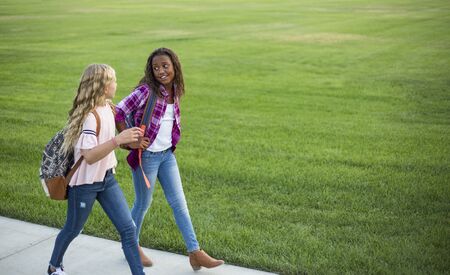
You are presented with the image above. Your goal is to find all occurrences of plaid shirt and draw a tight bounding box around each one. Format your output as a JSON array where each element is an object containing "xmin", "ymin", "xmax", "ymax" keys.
[{"xmin": 115, "ymin": 83, "xmax": 181, "ymax": 151}]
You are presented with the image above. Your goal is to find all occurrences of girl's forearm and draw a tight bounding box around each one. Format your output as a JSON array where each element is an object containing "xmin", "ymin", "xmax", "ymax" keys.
[{"xmin": 80, "ymin": 139, "xmax": 117, "ymax": 165}]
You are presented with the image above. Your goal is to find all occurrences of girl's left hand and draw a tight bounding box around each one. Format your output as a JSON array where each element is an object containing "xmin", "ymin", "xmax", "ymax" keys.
[
  {"xmin": 128, "ymin": 137, "xmax": 150, "ymax": 149},
  {"xmin": 139, "ymin": 137, "xmax": 150, "ymax": 149}
]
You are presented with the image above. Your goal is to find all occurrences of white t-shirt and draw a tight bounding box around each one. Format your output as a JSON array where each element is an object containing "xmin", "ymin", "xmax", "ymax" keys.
[
  {"xmin": 69, "ymin": 105, "xmax": 117, "ymax": 186},
  {"xmin": 148, "ymin": 104, "xmax": 174, "ymax": 152}
]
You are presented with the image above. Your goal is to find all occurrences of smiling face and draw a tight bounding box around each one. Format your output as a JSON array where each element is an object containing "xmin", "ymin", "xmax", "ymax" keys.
[{"xmin": 152, "ymin": 54, "xmax": 175, "ymax": 89}]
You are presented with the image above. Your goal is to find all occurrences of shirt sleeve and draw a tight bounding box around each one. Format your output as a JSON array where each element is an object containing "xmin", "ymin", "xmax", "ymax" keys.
[
  {"xmin": 75, "ymin": 112, "xmax": 98, "ymax": 150},
  {"xmin": 115, "ymin": 85, "xmax": 148, "ymax": 122}
]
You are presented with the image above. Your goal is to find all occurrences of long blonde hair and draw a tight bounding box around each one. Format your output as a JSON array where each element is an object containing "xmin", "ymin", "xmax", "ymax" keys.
[{"xmin": 61, "ymin": 64, "xmax": 116, "ymax": 155}]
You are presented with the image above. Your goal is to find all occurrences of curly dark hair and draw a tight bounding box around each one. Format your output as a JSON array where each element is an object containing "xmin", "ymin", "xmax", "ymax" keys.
[{"xmin": 137, "ymin": 47, "xmax": 185, "ymax": 98}]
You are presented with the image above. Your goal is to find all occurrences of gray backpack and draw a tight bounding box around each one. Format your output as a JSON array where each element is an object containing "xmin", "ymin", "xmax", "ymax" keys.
[{"xmin": 39, "ymin": 110, "xmax": 100, "ymax": 199}]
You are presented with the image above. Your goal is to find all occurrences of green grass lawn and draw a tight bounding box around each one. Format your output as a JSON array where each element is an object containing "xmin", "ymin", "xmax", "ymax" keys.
[{"xmin": 1, "ymin": 0, "xmax": 449, "ymax": 274}]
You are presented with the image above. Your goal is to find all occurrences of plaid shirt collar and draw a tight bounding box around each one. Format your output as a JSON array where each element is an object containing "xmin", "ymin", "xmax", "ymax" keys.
[{"xmin": 159, "ymin": 83, "xmax": 178, "ymax": 101}]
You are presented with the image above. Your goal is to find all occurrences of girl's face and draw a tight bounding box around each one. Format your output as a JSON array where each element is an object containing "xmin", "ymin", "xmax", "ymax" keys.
[
  {"xmin": 152, "ymin": 54, "xmax": 175, "ymax": 88},
  {"xmin": 104, "ymin": 73, "xmax": 117, "ymax": 99}
]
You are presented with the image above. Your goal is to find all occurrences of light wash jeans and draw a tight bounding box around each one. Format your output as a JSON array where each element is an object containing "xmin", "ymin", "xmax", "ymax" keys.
[
  {"xmin": 49, "ymin": 169, "xmax": 145, "ymax": 275},
  {"xmin": 131, "ymin": 149, "xmax": 200, "ymax": 252}
]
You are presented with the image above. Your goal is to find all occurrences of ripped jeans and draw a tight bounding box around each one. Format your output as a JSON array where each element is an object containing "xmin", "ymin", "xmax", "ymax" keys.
[{"xmin": 49, "ymin": 169, "xmax": 145, "ymax": 275}]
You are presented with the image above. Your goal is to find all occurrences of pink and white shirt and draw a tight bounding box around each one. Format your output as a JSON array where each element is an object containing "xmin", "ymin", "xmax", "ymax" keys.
[{"xmin": 69, "ymin": 105, "xmax": 117, "ymax": 186}]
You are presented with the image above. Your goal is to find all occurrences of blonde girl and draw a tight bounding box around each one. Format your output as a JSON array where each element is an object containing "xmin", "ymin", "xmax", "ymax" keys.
[{"xmin": 47, "ymin": 64, "xmax": 145, "ymax": 275}]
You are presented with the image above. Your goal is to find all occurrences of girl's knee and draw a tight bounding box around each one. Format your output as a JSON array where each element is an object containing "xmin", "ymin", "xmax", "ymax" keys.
[
  {"xmin": 59, "ymin": 227, "xmax": 83, "ymax": 241},
  {"xmin": 133, "ymin": 196, "xmax": 152, "ymax": 213},
  {"xmin": 119, "ymin": 223, "xmax": 137, "ymax": 243},
  {"xmin": 168, "ymin": 196, "xmax": 188, "ymax": 213}
]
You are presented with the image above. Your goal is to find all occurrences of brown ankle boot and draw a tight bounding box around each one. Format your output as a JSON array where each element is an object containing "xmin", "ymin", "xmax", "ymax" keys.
[
  {"xmin": 138, "ymin": 245, "xmax": 153, "ymax": 267},
  {"xmin": 189, "ymin": 249, "xmax": 224, "ymax": 270}
]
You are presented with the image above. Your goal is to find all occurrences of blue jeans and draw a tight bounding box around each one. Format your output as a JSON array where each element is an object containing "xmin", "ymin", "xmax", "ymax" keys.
[
  {"xmin": 131, "ymin": 149, "xmax": 200, "ymax": 252},
  {"xmin": 49, "ymin": 170, "xmax": 145, "ymax": 275}
]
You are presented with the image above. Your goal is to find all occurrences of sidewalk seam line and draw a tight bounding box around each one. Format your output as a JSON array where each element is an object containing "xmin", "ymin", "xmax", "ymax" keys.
[{"xmin": 0, "ymin": 233, "xmax": 58, "ymax": 261}]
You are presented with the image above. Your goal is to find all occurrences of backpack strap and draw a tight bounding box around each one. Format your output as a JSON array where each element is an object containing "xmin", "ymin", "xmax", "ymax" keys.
[
  {"xmin": 92, "ymin": 109, "xmax": 101, "ymax": 135},
  {"xmin": 137, "ymin": 90, "xmax": 158, "ymax": 189},
  {"xmin": 140, "ymin": 90, "xmax": 157, "ymax": 130},
  {"xmin": 107, "ymin": 100, "xmax": 116, "ymax": 116},
  {"xmin": 65, "ymin": 109, "xmax": 101, "ymax": 183}
]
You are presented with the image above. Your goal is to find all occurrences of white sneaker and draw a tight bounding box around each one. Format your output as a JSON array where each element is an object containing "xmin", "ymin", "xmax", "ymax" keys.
[{"xmin": 47, "ymin": 265, "xmax": 67, "ymax": 275}]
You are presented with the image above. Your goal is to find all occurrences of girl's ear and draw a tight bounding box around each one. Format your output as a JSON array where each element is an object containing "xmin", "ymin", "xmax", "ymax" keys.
[{"xmin": 103, "ymin": 84, "xmax": 111, "ymax": 95}]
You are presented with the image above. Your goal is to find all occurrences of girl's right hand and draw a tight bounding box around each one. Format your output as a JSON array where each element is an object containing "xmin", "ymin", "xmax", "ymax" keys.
[{"xmin": 115, "ymin": 127, "xmax": 143, "ymax": 145}]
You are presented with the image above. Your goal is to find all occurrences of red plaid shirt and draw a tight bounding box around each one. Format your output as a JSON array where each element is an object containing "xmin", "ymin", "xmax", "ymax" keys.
[{"xmin": 115, "ymin": 83, "xmax": 181, "ymax": 151}]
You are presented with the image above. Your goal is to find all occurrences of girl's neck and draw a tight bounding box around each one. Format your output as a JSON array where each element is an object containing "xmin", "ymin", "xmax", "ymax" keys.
[
  {"xmin": 164, "ymin": 84, "xmax": 174, "ymax": 104},
  {"xmin": 164, "ymin": 84, "xmax": 173, "ymax": 94},
  {"xmin": 96, "ymin": 96, "xmax": 111, "ymax": 107},
  {"xmin": 97, "ymin": 97, "xmax": 108, "ymax": 107}
]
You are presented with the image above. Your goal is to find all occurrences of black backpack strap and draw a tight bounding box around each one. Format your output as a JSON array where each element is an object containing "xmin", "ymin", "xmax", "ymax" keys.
[
  {"xmin": 140, "ymin": 90, "xmax": 158, "ymax": 131},
  {"xmin": 135, "ymin": 89, "xmax": 158, "ymax": 189}
]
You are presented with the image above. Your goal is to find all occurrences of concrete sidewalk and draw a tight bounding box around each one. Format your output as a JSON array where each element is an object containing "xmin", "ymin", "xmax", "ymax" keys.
[{"xmin": 0, "ymin": 216, "xmax": 277, "ymax": 275}]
